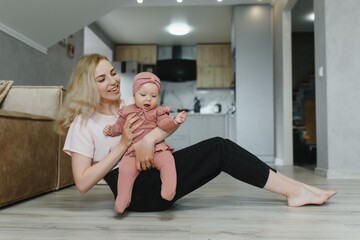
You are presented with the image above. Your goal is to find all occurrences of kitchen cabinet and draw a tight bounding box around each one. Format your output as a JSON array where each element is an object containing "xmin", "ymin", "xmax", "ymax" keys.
[
  {"xmin": 166, "ymin": 114, "xmax": 227, "ymax": 151},
  {"xmin": 196, "ymin": 44, "xmax": 233, "ymax": 89},
  {"xmin": 115, "ymin": 45, "xmax": 157, "ymax": 64}
]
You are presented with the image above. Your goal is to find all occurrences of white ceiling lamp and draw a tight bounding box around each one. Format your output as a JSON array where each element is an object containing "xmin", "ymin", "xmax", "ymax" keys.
[
  {"xmin": 137, "ymin": 0, "xmax": 143, "ymax": 3},
  {"xmin": 177, "ymin": 0, "xmax": 183, "ymax": 3},
  {"xmin": 167, "ymin": 23, "xmax": 192, "ymax": 36},
  {"xmin": 217, "ymin": 0, "xmax": 223, "ymax": 2},
  {"xmin": 305, "ymin": 12, "xmax": 315, "ymax": 21}
]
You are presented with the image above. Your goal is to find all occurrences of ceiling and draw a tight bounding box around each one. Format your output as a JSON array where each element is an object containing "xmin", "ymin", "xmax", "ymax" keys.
[
  {"xmin": 291, "ymin": 0, "xmax": 314, "ymax": 32},
  {"xmin": 0, "ymin": 0, "xmax": 313, "ymax": 53},
  {"xmin": 95, "ymin": 0, "xmax": 275, "ymax": 46},
  {"xmin": 96, "ymin": 0, "xmax": 313, "ymax": 46}
]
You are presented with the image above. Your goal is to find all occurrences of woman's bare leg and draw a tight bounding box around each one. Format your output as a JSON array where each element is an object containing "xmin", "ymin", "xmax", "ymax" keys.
[
  {"xmin": 263, "ymin": 170, "xmax": 336, "ymax": 207},
  {"xmin": 276, "ymin": 172, "xmax": 337, "ymax": 199}
]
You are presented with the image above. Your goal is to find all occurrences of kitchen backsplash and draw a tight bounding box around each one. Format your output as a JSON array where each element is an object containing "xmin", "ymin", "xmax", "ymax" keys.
[{"xmin": 160, "ymin": 81, "xmax": 234, "ymax": 114}]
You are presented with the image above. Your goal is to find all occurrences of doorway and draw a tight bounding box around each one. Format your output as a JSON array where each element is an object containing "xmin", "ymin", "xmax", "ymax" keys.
[{"xmin": 291, "ymin": 0, "xmax": 316, "ymax": 168}]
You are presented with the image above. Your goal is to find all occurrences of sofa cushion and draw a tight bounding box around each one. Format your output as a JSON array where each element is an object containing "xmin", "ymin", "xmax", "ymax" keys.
[{"xmin": 1, "ymin": 86, "xmax": 64, "ymax": 119}]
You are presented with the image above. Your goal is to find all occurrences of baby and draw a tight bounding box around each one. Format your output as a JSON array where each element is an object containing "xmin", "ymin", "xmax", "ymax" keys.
[{"xmin": 104, "ymin": 72, "xmax": 188, "ymax": 213}]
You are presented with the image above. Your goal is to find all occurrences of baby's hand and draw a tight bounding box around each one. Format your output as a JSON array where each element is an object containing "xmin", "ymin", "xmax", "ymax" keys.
[
  {"xmin": 103, "ymin": 125, "xmax": 114, "ymax": 136},
  {"xmin": 174, "ymin": 111, "xmax": 188, "ymax": 124}
]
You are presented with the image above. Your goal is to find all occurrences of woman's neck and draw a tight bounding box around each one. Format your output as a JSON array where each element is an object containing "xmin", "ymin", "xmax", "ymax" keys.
[{"xmin": 97, "ymin": 101, "xmax": 119, "ymax": 116}]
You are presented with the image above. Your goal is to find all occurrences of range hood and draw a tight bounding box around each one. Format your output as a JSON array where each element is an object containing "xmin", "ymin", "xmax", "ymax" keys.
[{"xmin": 156, "ymin": 46, "xmax": 196, "ymax": 82}]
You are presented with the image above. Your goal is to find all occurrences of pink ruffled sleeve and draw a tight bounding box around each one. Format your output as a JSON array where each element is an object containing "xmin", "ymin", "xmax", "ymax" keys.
[{"xmin": 156, "ymin": 106, "xmax": 178, "ymax": 131}]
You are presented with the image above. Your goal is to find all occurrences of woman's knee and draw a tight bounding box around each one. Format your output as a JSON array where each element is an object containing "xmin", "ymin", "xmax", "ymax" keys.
[
  {"xmin": 208, "ymin": 136, "xmax": 226, "ymax": 143},
  {"xmin": 209, "ymin": 137, "xmax": 231, "ymax": 151},
  {"xmin": 201, "ymin": 136, "xmax": 228, "ymax": 149}
]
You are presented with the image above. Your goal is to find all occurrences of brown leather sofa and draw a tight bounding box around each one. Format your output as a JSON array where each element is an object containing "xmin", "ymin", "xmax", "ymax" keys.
[{"xmin": 0, "ymin": 86, "xmax": 74, "ymax": 208}]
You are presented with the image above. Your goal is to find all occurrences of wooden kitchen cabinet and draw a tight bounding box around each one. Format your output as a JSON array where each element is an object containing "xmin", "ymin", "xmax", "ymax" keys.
[
  {"xmin": 196, "ymin": 44, "xmax": 234, "ymax": 89},
  {"xmin": 115, "ymin": 45, "xmax": 157, "ymax": 64}
]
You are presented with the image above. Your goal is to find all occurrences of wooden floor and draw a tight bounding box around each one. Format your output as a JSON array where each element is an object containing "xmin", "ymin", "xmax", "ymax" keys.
[{"xmin": 1, "ymin": 166, "xmax": 359, "ymax": 240}]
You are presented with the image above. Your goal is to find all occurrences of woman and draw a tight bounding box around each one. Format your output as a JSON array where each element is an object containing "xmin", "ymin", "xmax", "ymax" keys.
[{"xmin": 55, "ymin": 54, "xmax": 336, "ymax": 213}]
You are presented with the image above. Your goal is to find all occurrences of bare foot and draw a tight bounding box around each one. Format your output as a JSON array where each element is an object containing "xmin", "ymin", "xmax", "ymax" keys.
[
  {"xmin": 287, "ymin": 187, "xmax": 329, "ymax": 207},
  {"xmin": 276, "ymin": 173, "xmax": 337, "ymax": 201},
  {"xmin": 304, "ymin": 185, "xmax": 337, "ymax": 200}
]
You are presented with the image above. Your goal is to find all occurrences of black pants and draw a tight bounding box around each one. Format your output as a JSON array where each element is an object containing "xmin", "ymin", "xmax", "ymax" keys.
[{"xmin": 104, "ymin": 137, "xmax": 276, "ymax": 212}]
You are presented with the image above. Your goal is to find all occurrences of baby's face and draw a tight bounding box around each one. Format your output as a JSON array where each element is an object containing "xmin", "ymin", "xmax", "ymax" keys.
[{"xmin": 134, "ymin": 83, "xmax": 159, "ymax": 111}]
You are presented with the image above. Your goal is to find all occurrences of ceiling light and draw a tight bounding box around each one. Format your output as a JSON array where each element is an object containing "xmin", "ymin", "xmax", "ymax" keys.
[
  {"xmin": 137, "ymin": 0, "xmax": 143, "ymax": 3},
  {"xmin": 177, "ymin": 0, "xmax": 183, "ymax": 3},
  {"xmin": 167, "ymin": 23, "xmax": 192, "ymax": 36},
  {"xmin": 306, "ymin": 12, "xmax": 315, "ymax": 21},
  {"xmin": 217, "ymin": 0, "xmax": 223, "ymax": 2}
]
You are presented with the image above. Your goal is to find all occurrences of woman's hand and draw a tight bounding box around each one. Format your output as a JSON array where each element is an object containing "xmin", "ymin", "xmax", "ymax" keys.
[
  {"xmin": 129, "ymin": 137, "xmax": 155, "ymax": 171},
  {"xmin": 121, "ymin": 113, "xmax": 144, "ymax": 148}
]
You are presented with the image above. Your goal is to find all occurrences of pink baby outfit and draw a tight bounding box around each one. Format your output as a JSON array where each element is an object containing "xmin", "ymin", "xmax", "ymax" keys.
[{"xmin": 111, "ymin": 103, "xmax": 179, "ymax": 213}]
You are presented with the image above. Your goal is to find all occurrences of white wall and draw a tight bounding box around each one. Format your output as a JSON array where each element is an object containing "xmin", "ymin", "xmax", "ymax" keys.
[
  {"xmin": 233, "ymin": 5, "xmax": 274, "ymax": 163},
  {"xmin": 0, "ymin": 29, "xmax": 83, "ymax": 87},
  {"xmin": 84, "ymin": 27, "xmax": 113, "ymax": 61},
  {"xmin": 272, "ymin": 0, "xmax": 296, "ymax": 165},
  {"xmin": 272, "ymin": 0, "xmax": 360, "ymax": 179},
  {"xmin": 314, "ymin": 0, "xmax": 360, "ymax": 179}
]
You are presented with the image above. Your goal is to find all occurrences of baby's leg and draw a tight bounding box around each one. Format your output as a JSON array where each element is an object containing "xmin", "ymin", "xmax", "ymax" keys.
[
  {"xmin": 115, "ymin": 155, "xmax": 139, "ymax": 213},
  {"xmin": 153, "ymin": 151, "xmax": 177, "ymax": 201}
]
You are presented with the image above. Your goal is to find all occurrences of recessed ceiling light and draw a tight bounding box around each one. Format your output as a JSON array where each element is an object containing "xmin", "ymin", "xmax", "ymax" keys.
[
  {"xmin": 137, "ymin": 0, "xmax": 143, "ymax": 3},
  {"xmin": 167, "ymin": 23, "xmax": 192, "ymax": 36},
  {"xmin": 177, "ymin": 0, "xmax": 183, "ymax": 3},
  {"xmin": 305, "ymin": 12, "xmax": 315, "ymax": 21},
  {"xmin": 217, "ymin": 0, "xmax": 223, "ymax": 2}
]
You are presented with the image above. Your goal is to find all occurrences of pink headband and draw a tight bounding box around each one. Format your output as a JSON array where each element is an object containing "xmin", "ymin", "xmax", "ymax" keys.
[{"xmin": 133, "ymin": 72, "xmax": 161, "ymax": 95}]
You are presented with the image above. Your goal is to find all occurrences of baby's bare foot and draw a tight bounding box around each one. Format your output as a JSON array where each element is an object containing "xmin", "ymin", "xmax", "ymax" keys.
[{"xmin": 114, "ymin": 198, "xmax": 130, "ymax": 214}]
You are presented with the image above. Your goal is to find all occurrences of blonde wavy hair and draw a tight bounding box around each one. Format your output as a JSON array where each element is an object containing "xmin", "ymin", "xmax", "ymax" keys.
[{"xmin": 54, "ymin": 54, "xmax": 120, "ymax": 135}]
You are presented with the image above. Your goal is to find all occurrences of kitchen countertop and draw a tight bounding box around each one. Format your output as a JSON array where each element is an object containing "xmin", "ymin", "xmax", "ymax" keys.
[{"xmin": 188, "ymin": 112, "xmax": 228, "ymax": 116}]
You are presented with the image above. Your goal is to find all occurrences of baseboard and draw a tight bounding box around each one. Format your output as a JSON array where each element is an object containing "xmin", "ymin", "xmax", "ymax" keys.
[
  {"xmin": 274, "ymin": 157, "xmax": 295, "ymax": 166},
  {"xmin": 274, "ymin": 157, "xmax": 284, "ymax": 165},
  {"xmin": 315, "ymin": 167, "xmax": 360, "ymax": 179},
  {"xmin": 257, "ymin": 155, "xmax": 274, "ymax": 163}
]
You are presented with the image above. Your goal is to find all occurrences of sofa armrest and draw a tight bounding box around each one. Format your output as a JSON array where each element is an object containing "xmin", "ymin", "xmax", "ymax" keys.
[{"xmin": 0, "ymin": 109, "xmax": 58, "ymax": 207}]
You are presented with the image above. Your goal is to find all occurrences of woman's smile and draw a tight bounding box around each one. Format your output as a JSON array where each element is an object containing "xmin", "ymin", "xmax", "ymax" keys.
[{"xmin": 108, "ymin": 84, "xmax": 119, "ymax": 93}]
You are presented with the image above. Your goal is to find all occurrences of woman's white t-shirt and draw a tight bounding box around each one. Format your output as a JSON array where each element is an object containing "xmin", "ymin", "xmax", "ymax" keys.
[{"xmin": 63, "ymin": 112, "xmax": 121, "ymax": 166}]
